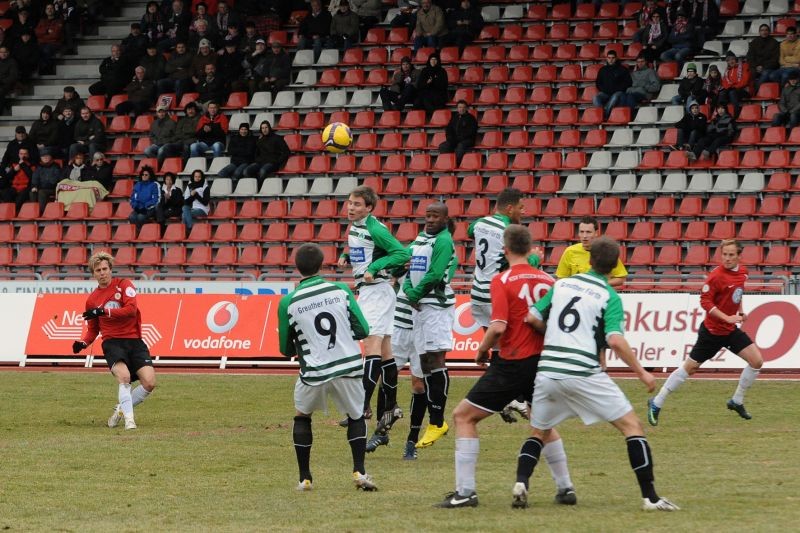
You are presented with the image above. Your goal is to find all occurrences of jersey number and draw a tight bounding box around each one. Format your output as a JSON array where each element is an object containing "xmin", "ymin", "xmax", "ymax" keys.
[
  {"xmin": 476, "ymin": 238, "xmax": 489, "ymax": 270},
  {"xmin": 314, "ymin": 312, "xmax": 337, "ymax": 349},
  {"xmin": 558, "ymin": 296, "xmax": 582, "ymax": 333},
  {"xmin": 517, "ymin": 282, "xmax": 551, "ymax": 306}
]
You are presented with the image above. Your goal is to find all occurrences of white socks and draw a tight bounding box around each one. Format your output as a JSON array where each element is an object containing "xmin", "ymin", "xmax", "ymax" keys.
[
  {"xmin": 131, "ymin": 385, "xmax": 151, "ymax": 406},
  {"xmin": 118, "ymin": 383, "xmax": 133, "ymax": 416},
  {"xmin": 455, "ymin": 437, "xmax": 479, "ymax": 495},
  {"xmin": 732, "ymin": 365, "xmax": 760, "ymax": 404},
  {"xmin": 543, "ymin": 438, "xmax": 574, "ymax": 490},
  {"xmin": 653, "ymin": 366, "xmax": 690, "ymax": 408}
]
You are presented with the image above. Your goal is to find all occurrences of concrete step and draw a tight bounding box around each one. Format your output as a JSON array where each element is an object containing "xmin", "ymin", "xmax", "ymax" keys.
[
  {"xmin": 32, "ymin": 84, "xmax": 92, "ymax": 97},
  {"xmin": 55, "ymin": 64, "xmax": 99, "ymax": 78},
  {"xmin": 10, "ymin": 105, "xmax": 43, "ymax": 120},
  {"xmin": 76, "ymin": 43, "xmax": 114, "ymax": 56},
  {"xmin": 98, "ymin": 25, "xmax": 132, "ymax": 39},
  {"xmin": 121, "ymin": 6, "xmax": 145, "ymax": 17}
]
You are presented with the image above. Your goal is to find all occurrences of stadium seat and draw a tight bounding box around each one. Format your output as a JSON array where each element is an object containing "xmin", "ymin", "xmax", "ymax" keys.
[
  {"xmin": 162, "ymin": 245, "xmax": 188, "ymax": 267},
  {"xmin": 187, "ymin": 223, "xmax": 211, "ymax": 242},
  {"xmin": 710, "ymin": 220, "xmax": 736, "ymax": 240},
  {"xmin": 684, "ymin": 221, "xmax": 710, "ymax": 240}
]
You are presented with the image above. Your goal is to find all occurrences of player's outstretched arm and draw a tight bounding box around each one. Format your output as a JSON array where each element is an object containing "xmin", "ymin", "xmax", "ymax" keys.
[
  {"xmin": 365, "ymin": 217, "xmax": 411, "ymax": 274},
  {"xmin": 72, "ymin": 341, "xmax": 87, "ymax": 354}
]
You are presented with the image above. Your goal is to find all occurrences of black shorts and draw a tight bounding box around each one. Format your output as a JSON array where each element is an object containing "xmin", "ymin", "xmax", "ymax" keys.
[
  {"xmin": 465, "ymin": 356, "xmax": 539, "ymax": 413},
  {"xmin": 102, "ymin": 338, "xmax": 153, "ymax": 380},
  {"xmin": 689, "ymin": 323, "xmax": 755, "ymax": 364}
]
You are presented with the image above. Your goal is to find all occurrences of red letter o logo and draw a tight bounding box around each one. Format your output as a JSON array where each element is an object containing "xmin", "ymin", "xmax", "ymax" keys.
[{"xmin": 741, "ymin": 302, "xmax": 800, "ymax": 362}]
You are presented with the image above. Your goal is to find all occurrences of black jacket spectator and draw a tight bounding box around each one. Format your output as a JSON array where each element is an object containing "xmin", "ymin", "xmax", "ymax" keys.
[
  {"xmin": 596, "ymin": 59, "xmax": 632, "ymax": 97},
  {"xmin": 1, "ymin": 128, "xmax": 39, "ymax": 171},
  {"xmin": 139, "ymin": 45, "xmax": 167, "ymax": 81},
  {"xmin": 57, "ymin": 108, "xmax": 78, "ymax": 152},
  {"xmin": 89, "ymin": 45, "xmax": 134, "ymax": 99},
  {"xmin": 116, "ymin": 67, "xmax": 156, "ymax": 117},
  {"xmin": 299, "ymin": 3, "xmax": 332, "ymax": 41},
  {"xmin": 70, "ymin": 108, "xmax": 107, "ymax": 159},
  {"xmin": 677, "ymin": 69, "xmax": 707, "ymax": 103},
  {"xmin": 160, "ymin": 173, "xmax": 183, "ymax": 219},
  {"xmin": 0, "ymin": 46, "xmax": 18, "ymax": 112},
  {"xmin": 121, "ymin": 24, "xmax": 150, "ymax": 64},
  {"xmin": 29, "ymin": 106, "xmax": 61, "ymax": 153},
  {"xmin": 141, "ymin": 1, "xmax": 167, "ymax": 43},
  {"xmin": 10, "ymin": 31, "xmax": 38, "ymax": 80},
  {"xmin": 61, "ymin": 153, "xmax": 91, "ymax": 181},
  {"xmin": 54, "ymin": 87, "xmax": 85, "ymax": 119},
  {"xmin": 414, "ymin": 52, "xmax": 449, "ymax": 113},
  {"xmin": 439, "ymin": 101, "xmax": 478, "ymax": 165},
  {"xmin": 675, "ymin": 104, "xmax": 708, "ymax": 147},
  {"xmin": 227, "ymin": 128, "xmax": 257, "ymax": 166},
  {"xmin": 196, "ymin": 64, "xmax": 227, "ymax": 104},
  {"xmin": 86, "ymin": 153, "xmax": 114, "ymax": 190},
  {"xmin": 444, "ymin": 0, "xmax": 484, "ymax": 50},
  {"xmin": 247, "ymin": 121, "xmax": 289, "ymax": 182},
  {"xmin": 29, "ymin": 150, "xmax": 62, "ymax": 210},
  {"xmin": 217, "ymin": 44, "xmax": 245, "ymax": 91},
  {"xmin": 7, "ymin": 10, "xmax": 37, "ymax": 44}
]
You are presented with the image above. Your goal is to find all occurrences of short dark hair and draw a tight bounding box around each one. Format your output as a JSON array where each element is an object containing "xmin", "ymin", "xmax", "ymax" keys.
[
  {"xmin": 349, "ymin": 185, "xmax": 378, "ymax": 208},
  {"xmin": 496, "ymin": 187, "xmax": 523, "ymax": 210},
  {"xmin": 504, "ymin": 224, "xmax": 531, "ymax": 256},
  {"xmin": 606, "ymin": 50, "xmax": 617, "ymax": 57},
  {"xmin": 579, "ymin": 216, "xmax": 599, "ymax": 230},
  {"xmin": 589, "ymin": 237, "xmax": 619, "ymax": 275},
  {"xmin": 295, "ymin": 244, "xmax": 324, "ymax": 276},
  {"xmin": 456, "ymin": 99, "xmax": 469, "ymax": 106}
]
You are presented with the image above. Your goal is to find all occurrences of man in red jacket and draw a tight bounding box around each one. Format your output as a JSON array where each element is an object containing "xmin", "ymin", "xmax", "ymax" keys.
[
  {"xmin": 648, "ymin": 239, "xmax": 763, "ymax": 425},
  {"xmin": 190, "ymin": 101, "xmax": 228, "ymax": 158},
  {"xmin": 73, "ymin": 251, "xmax": 157, "ymax": 430},
  {"xmin": 34, "ymin": 3, "xmax": 64, "ymax": 75},
  {"xmin": 719, "ymin": 51, "xmax": 752, "ymax": 118}
]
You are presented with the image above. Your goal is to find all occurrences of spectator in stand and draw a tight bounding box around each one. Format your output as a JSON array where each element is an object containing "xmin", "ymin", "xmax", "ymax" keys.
[
  {"xmin": 121, "ymin": 23, "xmax": 150, "ymax": 64},
  {"xmin": 115, "ymin": 66, "xmax": 156, "ymax": 117},
  {"xmin": 746, "ymin": 24, "xmax": 780, "ymax": 91},
  {"xmin": 81, "ymin": 0, "xmax": 104, "ymax": 35},
  {"xmin": 380, "ymin": 56, "xmax": 419, "ymax": 111},
  {"xmin": 592, "ymin": 50, "xmax": 631, "ymax": 120},
  {"xmin": 675, "ymin": 101, "xmax": 707, "ymax": 150},
  {"xmin": 443, "ymin": 0, "xmax": 483, "ymax": 52},
  {"xmin": 771, "ymin": 71, "xmax": 800, "ymax": 129},
  {"xmin": 660, "ymin": 10, "xmax": 696, "ymax": 66},
  {"xmin": 86, "ymin": 151, "xmax": 113, "ymax": 190},
  {"xmin": 139, "ymin": 43, "xmax": 167, "ymax": 82},
  {"xmin": 70, "ymin": 106, "xmax": 107, "ymax": 159},
  {"xmin": 259, "ymin": 41, "xmax": 291, "ymax": 95},
  {"xmin": 188, "ymin": 18, "xmax": 219, "ymax": 51},
  {"xmin": 214, "ymin": 1, "xmax": 240, "ymax": 36},
  {"xmin": 690, "ymin": 0, "xmax": 720, "ymax": 46},
  {"xmin": 190, "ymin": 101, "xmax": 228, "ymax": 158},
  {"xmin": 182, "ymin": 169, "xmax": 210, "ymax": 230},
  {"xmin": 1, "ymin": 126, "xmax": 38, "ymax": 172},
  {"xmin": 704, "ymin": 64, "xmax": 723, "ymax": 109},
  {"xmin": 190, "ymin": 2, "xmax": 217, "ymax": 35},
  {"xmin": 770, "ymin": 26, "xmax": 800, "ymax": 85},
  {"xmin": 672, "ymin": 63, "xmax": 707, "ymax": 111},
  {"xmin": 719, "ymin": 51, "xmax": 751, "ymax": 119},
  {"xmin": 89, "ymin": 44, "xmax": 133, "ymax": 103},
  {"xmin": 54, "ymin": 86, "xmax": 85, "ymax": 119},
  {"xmin": 35, "ymin": 3, "xmax": 65, "ymax": 76},
  {"xmin": 438, "ymin": 99, "xmax": 477, "ymax": 166},
  {"xmin": 159, "ymin": 171, "xmax": 183, "ymax": 221},
  {"xmin": 192, "ymin": 0, "xmax": 218, "ymax": 15},
  {"xmin": 164, "ymin": 101, "xmax": 200, "ymax": 159},
  {"xmin": 196, "ymin": 62, "xmax": 227, "ymax": 106},
  {"xmin": 665, "ymin": 0, "xmax": 692, "ymax": 26},
  {"xmin": 219, "ymin": 122, "xmax": 256, "ymax": 180},
  {"xmin": 247, "ymin": 120, "xmax": 289, "ymax": 186},
  {"xmin": 57, "ymin": 107, "xmax": 77, "ymax": 155},
  {"xmin": 217, "ymin": 40, "xmax": 246, "ymax": 94},
  {"xmin": 390, "ymin": 0, "xmax": 419, "ymax": 32},
  {"xmin": 623, "ymin": 55, "xmax": 661, "ymax": 111},
  {"xmin": 7, "ymin": 9, "xmax": 36, "ymax": 48},
  {"xmin": 190, "ymin": 39, "xmax": 218, "ymax": 91},
  {"xmin": 129, "ymin": 166, "xmax": 162, "ymax": 229},
  {"xmin": 141, "ymin": 1, "xmax": 167, "ymax": 45},
  {"xmin": 244, "ymin": 38, "xmax": 270, "ymax": 94},
  {"xmin": 350, "ymin": 0, "xmax": 381, "ymax": 37},
  {"xmin": 0, "ymin": 147, "xmax": 34, "ymax": 209},
  {"xmin": 158, "ymin": 0, "xmax": 192, "ymax": 53},
  {"xmin": 144, "ymin": 105, "xmax": 178, "ymax": 165},
  {"xmin": 632, "ymin": 0, "xmax": 667, "ymax": 44},
  {"xmin": 637, "ymin": 11, "xmax": 668, "ymax": 64},
  {"xmin": 11, "ymin": 30, "xmax": 39, "ymax": 81},
  {"xmin": 328, "ymin": 1, "xmax": 360, "ymax": 51},
  {"xmin": 29, "ymin": 148, "xmax": 62, "ymax": 211},
  {"xmin": 688, "ymin": 104, "xmax": 736, "ymax": 162},
  {"xmin": 297, "ymin": 0, "xmax": 332, "ymax": 63},
  {"xmin": 239, "ymin": 21, "xmax": 261, "ymax": 54},
  {"xmin": 220, "ymin": 24, "xmax": 242, "ymax": 49},
  {"xmin": 29, "ymin": 105, "xmax": 62, "ymax": 158},
  {"xmin": 0, "ymin": 46, "xmax": 19, "ymax": 114},
  {"xmin": 414, "ymin": 0, "xmax": 447, "ymax": 52},
  {"xmin": 414, "ymin": 52, "xmax": 448, "ymax": 115},
  {"xmin": 61, "ymin": 151, "xmax": 90, "ymax": 181},
  {"xmin": 158, "ymin": 41, "xmax": 194, "ymax": 102}
]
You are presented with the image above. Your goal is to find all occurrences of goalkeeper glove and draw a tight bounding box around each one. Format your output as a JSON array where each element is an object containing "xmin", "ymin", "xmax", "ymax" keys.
[
  {"xmin": 82, "ymin": 307, "xmax": 107, "ymax": 319},
  {"xmin": 499, "ymin": 405, "xmax": 518, "ymax": 424},
  {"xmin": 72, "ymin": 341, "xmax": 87, "ymax": 354}
]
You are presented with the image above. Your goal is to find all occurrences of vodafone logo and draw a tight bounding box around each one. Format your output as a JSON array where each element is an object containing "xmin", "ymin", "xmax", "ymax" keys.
[
  {"xmin": 206, "ymin": 301, "xmax": 239, "ymax": 334},
  {"xmin": 453, "ymin": 302, "xmax": 480, "ymax": 336}
]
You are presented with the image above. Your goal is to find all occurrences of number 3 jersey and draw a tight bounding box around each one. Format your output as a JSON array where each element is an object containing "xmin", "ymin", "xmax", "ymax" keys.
[
  {"xmin": 278, "ymin": 276, "xmax": 370, "ymax": 385},
  {"xmin": 530, "ymin": 271, "xmax": 625, "ymax": 378},
  {"xmin": 402, "ymin": 228, "xmax": 457, "ymax": 307}
]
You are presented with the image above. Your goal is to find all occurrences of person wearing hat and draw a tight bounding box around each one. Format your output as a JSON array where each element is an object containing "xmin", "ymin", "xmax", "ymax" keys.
[
  {"xmin": 1, "ymin": 126, "xmax": 38, "ymax": 174},
  {"xmin": 261, "ymin": 41, "xmax": 292, "ymax": 95},
  {"xmin": 327, "ymin": 0, "xmax": 361, "ymax": 52},
  {"xmin": 770, "ymin": 26, "xmax": 800, "ymax": 85},
  {"xmin": 190, "ymin": 38, "xmax": 218, "ymax": 87},
  {"xmin": 216, "ymin": 38, "xmax": 246, "ymax": 94},
  {"xmin": 719, "ymin": 51, "xmax": 751, "ymax": 119},
  {"xmin": 243, "ymin": 38, "xmax": 270, "ymax": 94},
  {"xmin": 675, "ymin": 101, "xmax": 708, "ymax": 151},
  {"xmin": 747, "ymin": 24, "xmax": 780, "ymax": 91},
  {"xmin": 141, "ymin": 1, "xmax": 166, "ymax": 45},
  {"xmin": 381, "ymin": 56, "xmax": 420, "ymax": 111},
  {"xmin": 414, "ymin": 51, "xmax": 449, "ymax": 114},
  {"xmin": 219, "ymin": 122, "xmax": 257, "ymax": 180},
  {"xmin": 29, "ymin": 105, "xmax": 61, "ymax": 158},
  {"xmin": 672, "ymin": 63, "xmax": 707, "ymax": 112},
  {"xmin": 116, "ymin": 66, "xmax": 156, "ymax": 118},
  {"xmin": 240, "ymin": 21, "xmax": 262, "ymax": 54},
  {"xmin": 0, "ymin": 46, "xmax": 18, "ymax": 114},
  {"xmin": 660, "ymin": 10, "xmax": 696, "ymax": 64},
  {"xmin": 54, "ymin": 86, "xmax": 85, "ymax": 120},
  {"xmin": 145, "ymin": 105, "xmax": 179, "ymax": 166},
  {"xmin": 771, "ymin": 71, "xmax": 800, "ymax": 129},
  {"xmin": 188, "ymin": 19, "xmax": 219, "ymax": 53},
  {"xmin": 121, "ymin": 22, "xmax": 149, "ymax": 64},
  {"xmin": 704, "ymin": 64, "xmax": 723, "ymax": 109},
  {"xmin": 89, "ymin": 44, "xmax": 134, "ymax": 103},
  {"xmin": 29, "ymin": 148, "xmax": 63, "ymax": 211},
  {"xmin": 139, "ymin": 42, "xmax": 167, "ymax": 82}
]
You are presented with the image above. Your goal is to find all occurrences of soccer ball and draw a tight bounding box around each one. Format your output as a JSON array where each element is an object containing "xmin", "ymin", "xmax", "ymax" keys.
[{"xmin": 322, "ymin": 122, "xmax": 353, "ymax": 154}]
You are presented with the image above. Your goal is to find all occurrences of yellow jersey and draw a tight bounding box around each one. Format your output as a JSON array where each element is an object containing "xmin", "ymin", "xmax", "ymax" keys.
[{"xmin": 555, "ymin": 243, "xmax": 628, "ymax": 279}]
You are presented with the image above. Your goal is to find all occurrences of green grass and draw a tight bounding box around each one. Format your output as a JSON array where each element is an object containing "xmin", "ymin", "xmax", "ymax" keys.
[{"xmin": 0, "ymin": 373, "xmax": 798, "ymax": 532}]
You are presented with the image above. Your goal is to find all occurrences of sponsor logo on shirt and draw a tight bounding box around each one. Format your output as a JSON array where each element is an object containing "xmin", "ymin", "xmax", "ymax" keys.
[
  {"xmin": 350, "ymin": 247, "xmax": 366, "ymax": 263},
  {"xmin": 410, "ymin": 256, "xmax": 428, "ymax": 272},
  {"xmin": 732, "ymin": 287, "xmax": 743, "ymax": 304},
  {"xmin": 125, "ymin": 287, "xmax": 136, "ymax": 298}
]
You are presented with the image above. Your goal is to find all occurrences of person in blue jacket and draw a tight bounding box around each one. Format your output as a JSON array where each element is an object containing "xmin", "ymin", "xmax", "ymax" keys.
[{"xmin": 128, "ymin": 166, "xmax": 162, "ymax": 229}]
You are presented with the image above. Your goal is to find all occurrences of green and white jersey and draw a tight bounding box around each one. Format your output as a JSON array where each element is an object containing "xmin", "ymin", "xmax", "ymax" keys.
[
  {"xmin": 402, "ymin": 229, "xmax": 457, "ymax": 307},
  {"xmin": 468, "ymin": 213, "xmax": 541, "ymax": 305},
  {"xmin": 345, "ymin": 214, "xmax": 410, "ymax": 289},
  {"xmin": 393, "ymin": 273, "xmax": 414, "ymax": 330},
  {"xmin": 530, "ymin": 271, "xmax": 625, "ymax": 379},
  {"xmin": 278, "ymin": 275, "xmax": 370, "ymax": 385}
]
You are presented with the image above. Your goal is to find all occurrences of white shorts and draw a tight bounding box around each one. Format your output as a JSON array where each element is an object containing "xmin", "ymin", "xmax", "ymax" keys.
[
  {"xmin": 530, "ymin": 373, "xmax": 633, "ymax": 430},
  {"xmin": 392, "ymin": 327, "xmax": 423, "ymax": 378},
  {"xmin": 413, "ymin": 304, "xmax": 455, "ymax": 354},
  {"xmin": 358, "ymin": 282, "xmax": 396, "ymax": 337},
  {"xmin": 471, "ymin": 303, "xmax": 492, "ymax": 328},
  {"xmin": 294, "ymin": 377, "xmax": 365, "ymax": 419}
]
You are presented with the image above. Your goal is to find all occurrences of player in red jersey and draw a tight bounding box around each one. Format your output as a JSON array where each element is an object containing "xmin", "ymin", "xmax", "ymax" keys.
[
  {"xmin": 435, "ymin": 225, "xmax": 575, "ymax": 509},
  {"xmin": 648, "ymin": 239, "xmax": 764, "ymax": 425},
  {"xmin": 72, "ymin": 251, "xmax": 157, "ymax": 430}
]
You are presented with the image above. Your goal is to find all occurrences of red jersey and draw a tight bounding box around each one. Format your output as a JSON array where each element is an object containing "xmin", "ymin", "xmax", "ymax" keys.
[
  {"xmin": 489, "ymin": 263, "xmax": 554, "ymax": 360},
  {"xmin": 82, "ymin": 278, "xmax": 142, "ymax": 343},
  {"xmin": 700, "ymin": 264, "xmax": 748, "ymax": 335}
]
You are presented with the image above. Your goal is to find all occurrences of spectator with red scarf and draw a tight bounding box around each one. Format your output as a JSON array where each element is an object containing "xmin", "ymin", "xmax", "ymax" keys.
[
  {"xmin": 719, "ymin": 51, "xmax": 751, "ymax": 119},
  {"xmin": 0, "ymin": 147, "xmax": 35, "ymax": 209}
]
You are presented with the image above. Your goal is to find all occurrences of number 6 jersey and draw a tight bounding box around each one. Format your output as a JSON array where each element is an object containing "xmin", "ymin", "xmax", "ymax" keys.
[
  {"xmin": 530, "ymin": 271, "xmax": 625, "ymax": 378},
  {"xmin": 278, "ymin": 275, "xmax": 370, "ymax": 385}
]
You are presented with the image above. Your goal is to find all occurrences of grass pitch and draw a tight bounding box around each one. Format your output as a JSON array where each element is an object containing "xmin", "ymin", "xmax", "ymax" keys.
[{"xmin": 0, "ymin": 372, "xmax": 797, "ymax": 532}]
